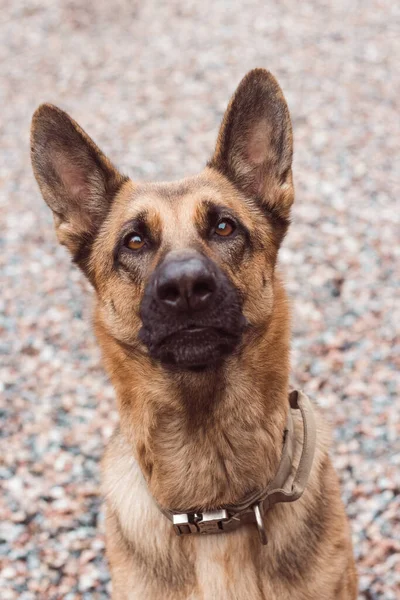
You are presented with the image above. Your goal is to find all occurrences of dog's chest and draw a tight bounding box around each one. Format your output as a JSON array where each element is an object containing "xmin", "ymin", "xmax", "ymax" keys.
[
  {"xmin": 186, "ymin": 534, "xmax": 275, "ymax": 600},
  {"xmin": 102, "ymin": 435, "xmax": 287, "ymax": 600},
  {"xmin": 115, "ymin": 513, "xmax": 280, "ymax": 600}
]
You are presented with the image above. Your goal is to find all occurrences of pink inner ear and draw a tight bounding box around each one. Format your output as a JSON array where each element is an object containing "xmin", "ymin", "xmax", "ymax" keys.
[
  {"xmin": 247, "ymin": 119, "xmax": 271, "ymax": 166},
  {"xmin": 55, "ymin": 150, "xmax": 89, "ymax": 200}
]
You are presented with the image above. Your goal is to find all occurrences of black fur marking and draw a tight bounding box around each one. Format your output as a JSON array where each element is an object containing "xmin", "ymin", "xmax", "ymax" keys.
[
  {"xmin": 70, "ymin": 175, "xmax": 128, "ymax": 285},
  {"xmin": 139, "ymin": 254, "xmax": 246, "ymax": 369},
  {"xmin": 72, "ymin": 231, "xmax": 96, "ymax": 278},
  {"xmin": 253, "ymin": 196, "xmax": 290, "ymax": 247}
]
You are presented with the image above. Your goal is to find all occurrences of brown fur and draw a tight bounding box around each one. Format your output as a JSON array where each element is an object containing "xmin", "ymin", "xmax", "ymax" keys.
[{"xmin": 31, "ymin": 68, "xmax": 357, "ymax": 599}]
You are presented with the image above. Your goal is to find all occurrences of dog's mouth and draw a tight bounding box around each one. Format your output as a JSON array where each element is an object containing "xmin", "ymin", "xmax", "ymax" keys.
[
  {"xmin": 162, "ymin": 324, "xmax": 229, "ymax": 341},
  {"xmin": 139, "ymin": 321, "xmax": 246, "ymax": 369}
]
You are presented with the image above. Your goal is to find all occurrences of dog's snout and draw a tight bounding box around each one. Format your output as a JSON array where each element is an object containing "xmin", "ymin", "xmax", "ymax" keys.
[
  {"xmin": 156, "ymin": 256, "xmax": 217, "ymax": 312},
  {"xmin": 140, "ymin": 250, "xmax": 245, "ymax": 367}
]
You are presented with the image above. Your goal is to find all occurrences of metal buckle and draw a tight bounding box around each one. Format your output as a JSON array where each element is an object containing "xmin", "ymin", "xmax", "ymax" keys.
[
  {"xmin": 253, "ymin": 503, "xmax": 268, "ymax": 545},
  {"xmin": 172, "ymin": 513, "xmax": 200, "ymax": 535},
  {"xmin": 197, "ymin": 510, "xmax": 230, "ymax": 534},
  {"xmin": 173, "ymin": 509, "xmax": 230, "ymax": 536}
]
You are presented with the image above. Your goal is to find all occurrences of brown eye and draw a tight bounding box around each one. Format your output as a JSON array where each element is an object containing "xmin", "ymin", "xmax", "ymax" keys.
[
  {"xmin": 215, "ymin": 219, "xmax": 235, "ymax": 237},
  {"xmin": 125, "ymin": 233, "xmax": 145, "ymax": 250}
]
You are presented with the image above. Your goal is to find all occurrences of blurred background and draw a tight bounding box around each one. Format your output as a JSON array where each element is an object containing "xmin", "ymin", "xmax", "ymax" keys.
[{"xmin": 0, "ymin": 1, "xmax": 399, "ymax": 598}]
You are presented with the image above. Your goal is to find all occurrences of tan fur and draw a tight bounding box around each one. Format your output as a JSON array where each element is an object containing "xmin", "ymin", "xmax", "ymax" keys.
[{"xmin": 31, "ymin": 69, "xmax": 357, "ymax": 599}]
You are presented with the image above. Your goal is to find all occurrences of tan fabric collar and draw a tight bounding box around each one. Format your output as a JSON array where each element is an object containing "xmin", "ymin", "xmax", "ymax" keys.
[{"xmin": 158, "ymin": 390, "xmax": 317, "ymax": 545}]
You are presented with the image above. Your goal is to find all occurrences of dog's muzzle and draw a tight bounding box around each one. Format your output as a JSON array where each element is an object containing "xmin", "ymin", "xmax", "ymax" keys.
[{"xmin": 139, "ymin": 251, "xmax": 246, "ymax": 368}]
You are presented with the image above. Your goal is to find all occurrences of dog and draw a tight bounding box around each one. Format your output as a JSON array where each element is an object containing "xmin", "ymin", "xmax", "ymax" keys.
[{"xmin": 31, "ymin": 68, "xmax": 357, "ymax": 599}]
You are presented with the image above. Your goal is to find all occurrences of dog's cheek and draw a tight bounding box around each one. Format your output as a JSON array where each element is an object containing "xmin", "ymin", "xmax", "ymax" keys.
[
  {"xmin": 240, "ymin": 261, "xmax": 275, "ymax": 328},
  {"xmin": 97, "ymin": 286, "xmax": 143, "ymax": 345}
]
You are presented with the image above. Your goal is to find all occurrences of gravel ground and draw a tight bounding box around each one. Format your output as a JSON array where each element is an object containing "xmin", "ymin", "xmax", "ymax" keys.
[{"xmin": 1, "ymin": 1, "xmax": 399, "ymax": 598}]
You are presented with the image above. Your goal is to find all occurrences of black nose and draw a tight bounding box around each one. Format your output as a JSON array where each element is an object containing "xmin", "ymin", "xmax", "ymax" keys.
[{"xmin": 156, "ymin": 255, "xmax": 217, "ymax": 312}]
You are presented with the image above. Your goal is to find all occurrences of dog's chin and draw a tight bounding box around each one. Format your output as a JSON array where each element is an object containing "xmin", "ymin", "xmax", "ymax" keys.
[{"xmin": 141, "ymin": 327, "xmax": 241, "ymax": 370}]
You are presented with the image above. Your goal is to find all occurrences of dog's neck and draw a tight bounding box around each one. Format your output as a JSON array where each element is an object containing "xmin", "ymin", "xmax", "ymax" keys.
[{"xmin": 97, "ymin": 277, "xmax": 290, "ymax": 512}]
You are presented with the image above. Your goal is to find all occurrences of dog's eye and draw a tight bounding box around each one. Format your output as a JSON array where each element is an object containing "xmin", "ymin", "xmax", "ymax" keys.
[
  {"xmin": 125, "ymin": 233, "xmax": 145, "ymax": 250},
  {"xmin": 215, "ymin": 219, "xmax": 235, "ymax": 237}
]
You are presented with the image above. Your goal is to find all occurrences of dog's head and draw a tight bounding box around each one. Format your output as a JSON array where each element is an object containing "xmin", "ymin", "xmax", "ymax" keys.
[{"xmin": 31, "ymin": 69, "xmax": 293, "ymax": 371}]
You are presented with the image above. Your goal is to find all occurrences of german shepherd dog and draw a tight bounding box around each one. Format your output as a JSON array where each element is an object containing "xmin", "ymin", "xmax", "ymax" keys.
[{"xmin": 31, "ymin": 69, "xmax": 357, "ymax": 599}]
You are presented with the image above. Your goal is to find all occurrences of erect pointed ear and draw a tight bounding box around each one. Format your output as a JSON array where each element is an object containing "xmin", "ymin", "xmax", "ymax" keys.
[
  {"xmin": 31, "ymin": 104, "xmax": 127, "ymax": 275},
  {"xmin": 208, "ymin": 69, "xmax": 293, "ymax": 221}
]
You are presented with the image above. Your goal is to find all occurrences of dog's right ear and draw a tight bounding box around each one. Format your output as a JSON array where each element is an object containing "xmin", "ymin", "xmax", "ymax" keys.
[{"xmin": 31, "ymin": 104, "xmax": 126, "ymax": 274}]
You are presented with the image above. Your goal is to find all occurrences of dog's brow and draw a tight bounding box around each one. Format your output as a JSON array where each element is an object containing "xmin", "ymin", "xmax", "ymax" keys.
[
  {"xmin": 120, "ymin": 210, "xmax": 163, "ymax": 234},
  {"xmin": 194, "ymin": 200, "xmax": 223, "ymax": 231},
  {"xmin": 197, "ymin": 200, "xmax": 230, "ymax": 219},
  {"xmin": 119, "ymin": 212, "xmax": 149, "ymax": 236}
]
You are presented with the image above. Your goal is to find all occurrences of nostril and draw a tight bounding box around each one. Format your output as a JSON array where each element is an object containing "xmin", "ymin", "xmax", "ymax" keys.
[
  {"xmin": 192, "ymin": 279, "xmax": 215, "ymax": 300},
  {"xmin": 158, "ymin": 283, "xmax": 180, "ymax": 304}
]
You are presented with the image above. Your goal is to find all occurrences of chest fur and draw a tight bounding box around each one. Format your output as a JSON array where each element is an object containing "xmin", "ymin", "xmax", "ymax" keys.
[{"xmin": 101, "ymin": 425, "xmax": 349, "ymax": 600}]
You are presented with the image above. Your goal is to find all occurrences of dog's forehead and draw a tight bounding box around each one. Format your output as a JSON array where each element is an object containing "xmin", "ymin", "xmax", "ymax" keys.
[{"xmin": 111, "ymin": 172, "xmax": 250, "ymax": 233}]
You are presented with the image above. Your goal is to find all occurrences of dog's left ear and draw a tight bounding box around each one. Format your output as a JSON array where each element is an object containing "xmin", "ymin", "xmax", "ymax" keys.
[{"xmin": 209, "ymin": 68, "xmax": 293, "ymax": 220}]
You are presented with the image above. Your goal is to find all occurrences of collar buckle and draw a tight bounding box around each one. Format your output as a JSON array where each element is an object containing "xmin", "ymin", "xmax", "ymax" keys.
[{"xmin": 173, "ymin": 509, "xmax": 230, "ymax": 536}]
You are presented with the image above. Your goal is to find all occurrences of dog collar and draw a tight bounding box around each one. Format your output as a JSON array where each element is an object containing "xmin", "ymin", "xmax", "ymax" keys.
[{"xmin": 158, "ymin": 390, "xmax": 316, "ymax": 545}]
